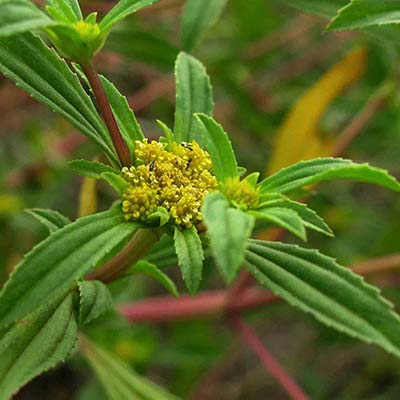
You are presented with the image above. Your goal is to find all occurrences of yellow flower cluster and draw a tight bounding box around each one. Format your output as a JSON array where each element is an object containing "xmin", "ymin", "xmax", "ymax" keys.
[
  {"xmin": 223, "ymin": 177, "xmax": 259, "ymax": 210},
  {"xmin": 121, "ymin": 139, "xmax": 218, "ymax": 227}
]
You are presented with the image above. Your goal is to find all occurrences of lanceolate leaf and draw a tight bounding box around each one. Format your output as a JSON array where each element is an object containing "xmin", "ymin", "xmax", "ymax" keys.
[
  {"xmin": 0, "ymin": 0, "xmax": 58, "ymax": 37},
  {"xmin": 174, "ymin": 226, "xmax": 204, "ymax": 295},
  {"xmin": 128, "ymin": 260, "xmax": 178, "ymax": 297},
  {"xmin": 280, "ymin": 0, "xmax": 346, "ymax": 19},
  {"xmin": 250, "ymin": 207, "xmax": 307, "ymax": 241},
  {"xmin": 259, "ymin": 158, "xmax": 400, "ymax": 195},
  {"xmin": 202, "ymin": 193, "xmax": 254, "ymax": 283},
  {"xmin": 69, "ymin": 159, "xmax": 116, "ymax": 179},
  {"xmin": 0, "ymin": 207, "xmax": 139, "ymax": 329},
  {"xmin": 46, "ymin": 0, "xmax": 80, "ymax": 23},
  {"xmin": 195, "ymin": 114, "xmax": 238, "ymax": 182},
  {"xmin": 145, "ymin": 234, "xmax": 177, "ymax": 268},
  {"xmin": 174, "ymin": 52, "xmax": 213, "ymax": 143},
  {"xmin": 100, "ymin": 75, "xmax": 144, "ymax": 158},
  {"xmin": 26, "ymin": 208, "xmax": 71, "ymax": 233},
  {"xmin": 78, "ymin": 280, "xmax": 113, "ymax": 325},
  {"xmin": 0, "ymin": 32, "xmax": 118, "ymax": 164},
  {"xmin": 181, "ymin": 0, "xmax": 228, "ymax": 51},
  {"xmin": 81, "ymin": 337, "xmax": 181, "ymax": 400},
  {"xmin": 100, "ymin": 0, "xmax": 161, "ymax": 34},
  {"xmin": 245, "ymin": 240, "xmax": 400, "ymax": 358},
  {"xmin": 329, "ymin": 0, "xmax": 400, "ymax": 31},
  {"xmin": 101, "ymin": 172, "xmax": 130, "ymax": 196},
  {"xmin": 0, "ymin": 293, "xmax": 77, "ymax": 399},
  {"xmin": 261, "ymin": 200, "xmax": 334, "ymax": 237}
]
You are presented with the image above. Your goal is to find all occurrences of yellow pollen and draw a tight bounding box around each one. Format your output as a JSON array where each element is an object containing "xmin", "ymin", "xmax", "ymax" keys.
[{"xmin": 121, "ymin": 139, "xmax": 217, "ymax": 227}]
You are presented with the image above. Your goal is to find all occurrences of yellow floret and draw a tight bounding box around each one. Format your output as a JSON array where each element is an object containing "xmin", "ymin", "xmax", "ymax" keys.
[
  {"xmin": 121, "ymin": 139, "xmax": 217, "ymax": 227},
  {"xmin": 223, "ymin": 177, "xmax": 259, "ymax": 210}
]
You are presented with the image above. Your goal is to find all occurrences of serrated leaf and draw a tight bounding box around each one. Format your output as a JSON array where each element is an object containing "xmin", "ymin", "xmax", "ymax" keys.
[
  {"xmin": 65, "ymin": 0, "xmax": 82, "ymax": 20},
  {"xmin": 101, "ymin": 172, "xmax": 129, "ymax": 196},
  {"xmin": 202, "ymin": 193, "xmax": 254, "ymax": 283},
  {"xmin": 0, "ymin": 207, "xmax": 139, "ymax": 329},
  {"xmin": 27, "ymin": 208, "xmax": 71, "ymax": 233},
  {"xmin": 260, "ymin": 157, "xmax": 400, "ymax": 195},
  {"xmin": 245, "ymin": 240, "xmax": 400, "ymax": 358},
  {"xmin": 0, "ymin": 32, "xmax": 118, "ymax": 164},
  {"xmin": 195, "ymin": 114, "xmax": 238, "ymax": 182},
  {"xmin": 260, "ymin": 200, "xmax": 334, "ymax": 237},
  {"xmin": 174, "ymin": 226, "xmax": 204, "ymax": 295},
  {"xmin": 107, "ymin": 25, "xmax": 179, "ymax": 70},
  {"xmin": 100, "ymin": 75, "xmax": 144, "ymax": 158},
  {"xmin": 174, "ymin": 52, "xmax": 213, "ymax": 143},
  {"xmin": 78, "ymin": 280, "xmax": 113, "ymax": 325},
  {"xmin": 0, "ymin": 293, "xmax": 77, "ymax": 399},
  {"xmin": 267, "ymin": 47, "xmax": 366, "ymax": 174},
  {"xmin": 280, "ymin": 0, "xmax": 346, "ymax": 19},
  {"xmin": 146, "ymin": 207, "xmax": 170, "ymax": 227},
  {"xmin": 0, "ymin": 0, "xmax": 58, "ymax": 37},
  {"xmin": 100, "ymin": 0, "xmax": 161, "ymax": 34},
  {"xmin": 181, "ymin": 0, "xmax": 228, "ymax": 51},
  {"xmin": 128, "ymin": 260, "xmax": 178, "ymax": 297},
  {"xmin": 81, "ymin": 337, "xmax": 181, "ymax": 400},
  {"xmin": 329, "ymin": 0, "xmax": 400, "ymax": 31},
  {"xmin": 250, "ymin": 207, "xmax": 307, "ymax": 241},
  {"xmin": 69, "ymin": 159, "xmax": 116, "ymax": 179}
]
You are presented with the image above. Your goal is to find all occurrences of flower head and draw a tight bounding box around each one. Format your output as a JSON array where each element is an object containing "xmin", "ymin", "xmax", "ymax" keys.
[{"xmin": 121, "ymin": 139, "xmax": 217, "ymax": 227}]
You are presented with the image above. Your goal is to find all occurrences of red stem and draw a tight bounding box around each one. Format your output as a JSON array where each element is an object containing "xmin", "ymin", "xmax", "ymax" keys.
[
  {"xmin": 119, "ymin": 288, "xmax": 279, "ymax": 323},
  {"xmin": 230, "ymin": 314, "xmax": 310, "ymax": 400},
  {"xmin": 82, "ymin": 62, "xmax": 131, "ymax": 167}
]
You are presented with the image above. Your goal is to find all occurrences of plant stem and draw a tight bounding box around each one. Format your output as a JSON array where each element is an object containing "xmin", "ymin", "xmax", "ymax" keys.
[
  {"xmin": 229, "ymin": 314, "xmax": 310, "ymax": 400},
  {"xmin": 119, "ymin": 288, "xmax": 279, "ymax": 323},
  {"xmin": 82, "ymin": 62, "xmax": 131, "ymax": 167},
  {"xmin": 86, "ymin": 229, "xmax": 159, "ymax": 283}
]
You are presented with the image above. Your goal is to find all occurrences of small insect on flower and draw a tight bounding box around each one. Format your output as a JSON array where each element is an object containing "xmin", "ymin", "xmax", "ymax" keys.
[{"xmin": 121, "ymin": 139, "xmax": 217, "ymax": 227}]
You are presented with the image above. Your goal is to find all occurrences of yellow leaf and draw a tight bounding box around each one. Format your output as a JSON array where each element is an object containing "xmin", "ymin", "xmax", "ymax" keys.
[
  {"xmin": 267, "ymin": 46, "xmax": 367, "ymax": 174},
  {"xmin": 78, "ymin": 176, "xmax": 97, "ymax": 218}
]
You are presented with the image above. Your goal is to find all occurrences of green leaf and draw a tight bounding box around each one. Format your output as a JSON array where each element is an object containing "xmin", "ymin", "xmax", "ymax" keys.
[
  {"xmin": 202, "ymin": 193, "xmax": 254, "ymax": 283},
  {"xmin": 0, "ymin": 207, "xmax": 139, "ymax": 329},
  {"xmin": 174, "ymin": 52, "xmax": 213, "ymax": 143},
  {"xmin": 100, "ymin": 75, "xmax": 144, "ymax": 158},
  {"xmin": 261, "ymin": 200, "xmax": 334, "ymax": 237},
  {"xmin": 81, "ymin": 337, "xmax": 181, "ymax": 400},
  {"xmin": 0, "ymin": 0, "xmax": 58, "ymax": 37},
  {"xmin": 69, "ymin": 159, "xmax": 116, "ymax": 179},
  {"xmin": 157, "ymin": 120, "xmax": 175, "ymax": 147},
  {"xmin": 280, "ymin": 0, "xmax": 346, "ymax": 19},
  {"xmin": 174, "ymin": 226, "xmax": 204, "ymax": 295},
  {"xmin": 145, "ymin": 234, "xmax": 178, "ymax": 268},
  {"xmin": 46, "ymin": 0, "xmax": 80, "ymax": 23},
  {"xmin": 128, "ymin": 260, "xmax": 178, "ymax": 297},
  {"xmin": 181, "ymin": 0, "xmax": 228, "ymax": 51},
  {"xmin": 101, "ymin": 172, "xmax": 129, "ymax": 196},
  {"xmin": 0, "ymin": 293, "xmax": 77, "ymax": 399},
  {"xmin": 26, "ymin": 208, "xmax": 71, "ymax": 233},
  {"xmin": 100, "ymin": 0, "xmax": 161, "ymax": 34},
  {"xmin": 107, "ymin": 25, "xmax": 179, "ymax": 70},
  {"xmin": 329, "ymin": 0, "xmax": 400, "ymax": 31},
  {"xmin": 245, "ymin": 240, "xmax": 400, "ymax": 358},
  {"xmin": 146, "ymin": 207, "xmax": 170, "ymax": 227},
  {"xmin": 195, "ymin": 114, "xmax": 238, "ymax": 182},
  {"xmin": 78, "ymin": 280, "xmax": 113, "ymax": 325},
  {"xmin": 65, "ymin": 0, "xmax": 82, "ymax": 20},
  {"xmin": 250, "ymin": 207, "xmax": 307, "ymax": 241},
  {"xmin": 0, "ymin": 32, "xmax": 118, "ymax": 164},
  {"xmin": 259, "ymin": 158, "xmax": 400, "ymax": 195}
]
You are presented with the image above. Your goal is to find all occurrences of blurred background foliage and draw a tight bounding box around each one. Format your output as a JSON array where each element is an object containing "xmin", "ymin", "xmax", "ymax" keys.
[{"xmin": 1, "ymin": 0, "xmax": 400, "ymax": 398}]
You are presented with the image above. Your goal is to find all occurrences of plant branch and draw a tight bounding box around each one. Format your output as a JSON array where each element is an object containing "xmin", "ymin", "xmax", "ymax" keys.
[
  {"xmin": 229, "ymin": 314, "xmax": 310, "ymax": 400},
  {"xmin": 86, "ymin": 229, "xmax": 159, "ymax": 283},
  {"xmin": 119, "ymin": 288, "xmax": 279, "ymax": 323},
  {"xmin": 352, "ymin": 253, "xmax": 400, "ymax": 275},
  {"xmin": 82, "ymin": 62, "xmax": 131, "ymax": 167}
]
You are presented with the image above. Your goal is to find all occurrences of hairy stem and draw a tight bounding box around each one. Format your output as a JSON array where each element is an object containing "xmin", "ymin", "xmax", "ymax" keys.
[
  {"xmin": 229, "ymin": 314, "xmax": 310, "ymax": 400},
  {"xmin": 82, "ymin": 62, "xmax": 131, "ymax": 167},
  {"xmin": 86, "ymin": 229, "xmax": 159, "ymax": 283}
]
